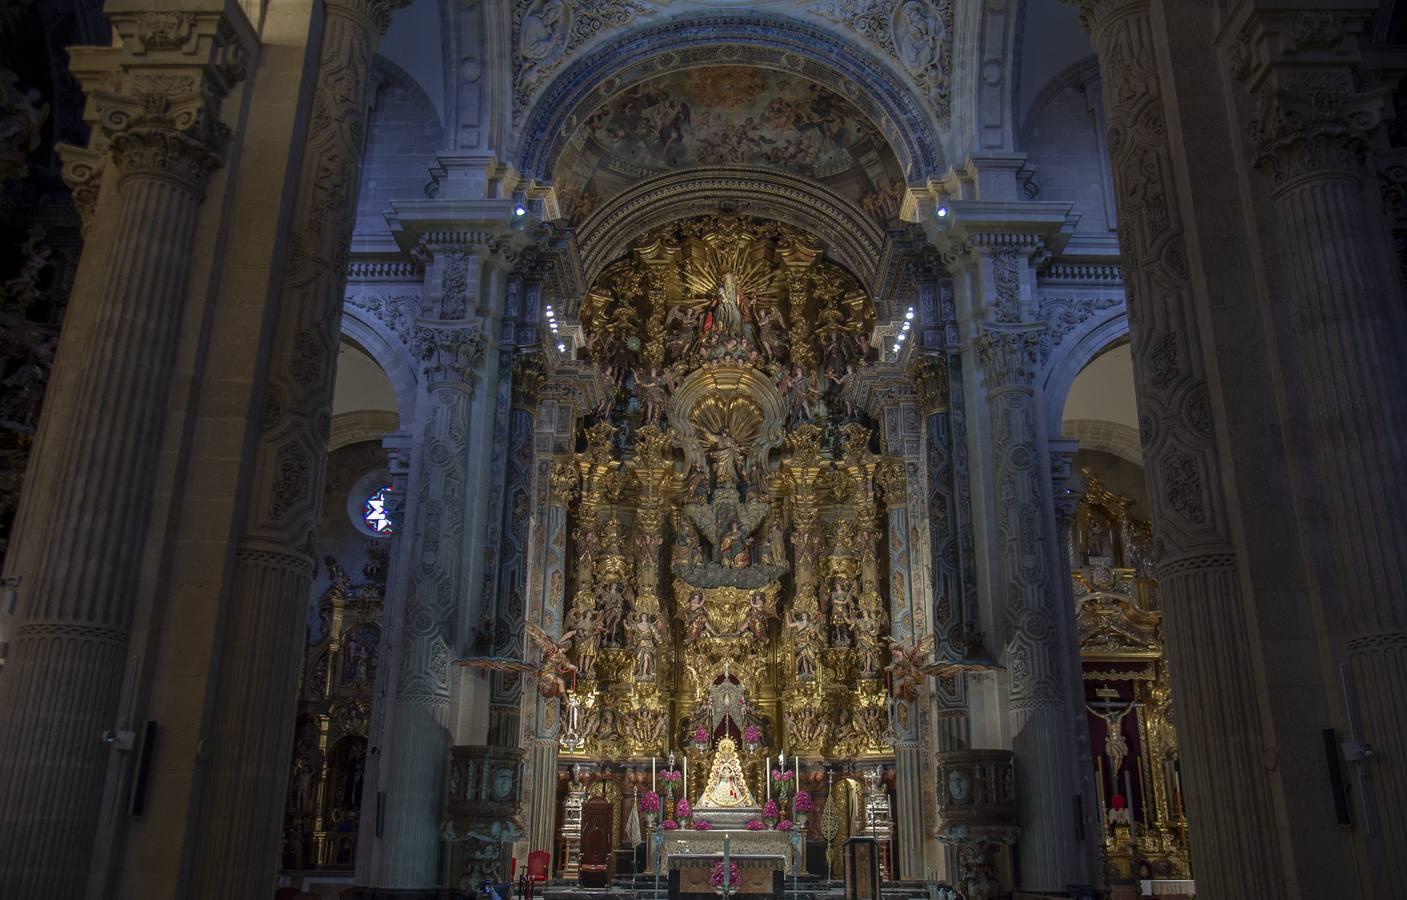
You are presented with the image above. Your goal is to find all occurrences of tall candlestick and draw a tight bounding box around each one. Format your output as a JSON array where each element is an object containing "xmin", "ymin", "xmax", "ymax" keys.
[
  {"xmin": 684, "ymin": 755, "xmax": 688, "ymax": 795},
  {"xmin": 723, "ymin": 834, "xmax": 731, "ymax": 892},
  {"xmin": 766, "ymin": 756, "xmax": 771, "ymax": 800},
  {"xmin": 652, "ymin": 757, "xmax": 657, "ymax": 792}
]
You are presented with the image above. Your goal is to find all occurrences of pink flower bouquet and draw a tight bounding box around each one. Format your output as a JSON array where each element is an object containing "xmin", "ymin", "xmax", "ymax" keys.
[
  {"xmin": 743, "ymin": 724, "xmax": 762, "ymax": 744},
  {"xmin": 776, "ymin": 819, "xmax": 793, "ymax": 831},
  {"xmin": 662, "ymin": 819, "xmax": 679, "ymax": 830},
  {"xmin": 762, "ymin": 799, "xmax": 778, "ymax": 820},
  {"xmin": 793, "ymin": 791, "xmax": 812, "ymax": 813},
  {"xmin": 693, "ymin": 818, "xmax": 712, "ymax": 831},
  {"xmin": 745, "ymin": 819, "xmax": 765, "ymax": 831},
  {"xmin": 640, "ymin": 791, "xmax": 661, "ymax": 813},
  {"xmin": 675, "ymin": 798, "xmax": 692, "ymax": 819},
  {"xmin": 710, "ymin": 860, "xmax": 741, "ymax": 889}
]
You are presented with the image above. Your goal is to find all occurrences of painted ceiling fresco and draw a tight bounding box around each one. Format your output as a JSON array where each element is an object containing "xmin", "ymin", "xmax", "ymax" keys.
[{"xmin": 553, "ymin": 67, "xmax": 907, "ymax": 227}]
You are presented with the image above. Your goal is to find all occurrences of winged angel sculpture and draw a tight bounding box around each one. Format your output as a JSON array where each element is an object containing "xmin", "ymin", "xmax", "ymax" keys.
[
  {"xmin": 455, "ymin": 622, "xmax": 578, "ymax": 699},
  {"xmin": 884, "ymin": 632, "xmax": 1004, "ymax": 702}
]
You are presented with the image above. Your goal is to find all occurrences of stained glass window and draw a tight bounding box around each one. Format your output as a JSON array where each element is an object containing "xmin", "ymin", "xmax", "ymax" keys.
[{"xmin": 363, "ymin": 484, "xmax": 395, "ymax": 535}]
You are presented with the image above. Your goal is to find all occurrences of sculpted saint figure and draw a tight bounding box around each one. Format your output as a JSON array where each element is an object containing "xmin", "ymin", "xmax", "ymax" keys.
[{"xmin": 892, "ymin": 0, "xmax": 943, "ymax": 76}]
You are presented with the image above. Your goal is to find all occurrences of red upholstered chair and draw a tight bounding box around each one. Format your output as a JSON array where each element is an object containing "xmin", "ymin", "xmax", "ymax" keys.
[{"xmin": 527, "ymin": 850, "xmax": 550, "ymax": 883}]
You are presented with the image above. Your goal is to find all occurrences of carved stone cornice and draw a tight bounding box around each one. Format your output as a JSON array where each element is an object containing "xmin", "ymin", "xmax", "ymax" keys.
[
  {"xmin": 973, "ymin": 324, "xmax": 1043, "ymax": 389},
  {"xmin": 1227, "ymin": 8, "xmax": 1388, "ymax": 189}
]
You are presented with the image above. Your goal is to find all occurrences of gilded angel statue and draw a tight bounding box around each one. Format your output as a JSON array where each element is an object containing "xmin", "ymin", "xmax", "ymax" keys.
[
  {"xmin": 885, "ymin": 631, "xmax": 1003, "ymax": 702},
  {"xmin": 454, "ymin": 621, "xmax": 578, "ymax": 699}
]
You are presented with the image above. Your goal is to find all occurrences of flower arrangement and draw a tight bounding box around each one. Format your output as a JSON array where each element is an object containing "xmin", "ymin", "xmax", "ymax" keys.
[
  {"xmin": 662, "ymin": 819, "xmax": 679, "ymax": 830},
  {"xmin": 743, "ymin": 724, "xmax": 762, "ymax": 744},
  {"xmin": 675, "ymin": 798, "xmax": 692, "ymax": 820},
  {"xmin": 693, "ymin": 818, "xmax": 712, "ymax": 831},
  {"xmin": 793, "ymin": 791, "xmax": 812, "ymax": 813},
  {"xmin": 640, "ymin": 791, "xmax": 661, "ymax": 813},
  {"xmin": 776, "ymin": 819, "xmax": 793, "ymax": 831},
  {"xmin": 710, "ymin": 860, "xmax": 741, "ymax": 890},
  {"xmin": 762, "ymin": 799, "xmax": 778, "ymax": 822},
  {"xmin": 693, "ymin": 726, "xmax": 711, "ymax": 750},
  {"xmin": 660, "ymin": 769, "xmax": 682, "ymax": 796},
  {"xmin": 745, "ymin": 819, "xmax": 765, "ymax": 831}
]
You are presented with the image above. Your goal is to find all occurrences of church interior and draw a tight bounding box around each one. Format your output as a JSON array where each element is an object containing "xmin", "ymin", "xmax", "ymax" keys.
[{"xmin": 1, "ymin": 1, "xmax": 1406, "ymax": 899}]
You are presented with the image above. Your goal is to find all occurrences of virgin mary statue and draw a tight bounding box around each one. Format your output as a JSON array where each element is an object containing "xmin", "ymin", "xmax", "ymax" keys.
[{"xmin": 710, "ymin": 273, "xmax": 745, "ymax": 338}]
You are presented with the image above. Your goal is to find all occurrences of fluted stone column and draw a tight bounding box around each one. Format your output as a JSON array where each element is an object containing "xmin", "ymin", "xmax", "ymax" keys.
[
  {"xmin": 1072, "ymin": 1, "xmax": 1291, "ymax": 894},
  {"xmin": 1234, "ymin": 13, "xmax": 1407, "ymax": 889},
  {"xmin": 0, "ymin": 13, "xmax": 243, "ymax": 896},
  {"xmin": 974, "ymin": 326, "xmax": 1084, "ymax": 893},
  {"xmin": 183, "ymin": 1, "xmax": 406, "ymax": 893}
]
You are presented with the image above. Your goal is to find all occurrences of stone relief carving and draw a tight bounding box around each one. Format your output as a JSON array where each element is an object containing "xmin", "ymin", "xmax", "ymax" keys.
[
  {"xmin": 0, "ymin": 67, "xmax": 47, "ymax": 181},
  {"xmin": 810, "ymin": 0, "xmax": 953, "ymax": 124},
  {"xmin": 1037, "ymin": 292, "xmax": 1123, "ymax": 363},
  {"xmin": 512, "ymin": 0, "xmax": 660, "ymax": 125}
]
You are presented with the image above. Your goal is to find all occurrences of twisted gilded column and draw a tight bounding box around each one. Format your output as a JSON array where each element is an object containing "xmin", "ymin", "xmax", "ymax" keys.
[
  {"xmin": 0, "ymin": 13, "xmax": 242, "ymax": 896},
  {"xmin": 186, "ymin": 0, "xmax": 406, "ymax": 894},
  {"xmin": 1233, "ymin": 12, "xmax": 1407, "ymax": 889},
  {"xmin": 1072, "ymin": 1, "xmax": 1289, "ymax": 894},
  {"xmin": 974, "ymin": 326, "xmax": 1083, "ymax": 893}
]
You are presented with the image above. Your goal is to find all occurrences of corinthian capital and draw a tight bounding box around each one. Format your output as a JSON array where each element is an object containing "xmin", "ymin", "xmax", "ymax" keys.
[
  {"xmin": 63, "ymin": 4, "xmax": 252, "ymax": 193},
  {"xmin": 1228, "ymin": 8, "xmax": 1388, "ymax": 187},
  {"xmin": 975, "ymin": 325, "xmax": 1043, "ymax": 389},
  {"xmin": 325, "ymin": 0, "xmax": 413, "ymax": 35}
]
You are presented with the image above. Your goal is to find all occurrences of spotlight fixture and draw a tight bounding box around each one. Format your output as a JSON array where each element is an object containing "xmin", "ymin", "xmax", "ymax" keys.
[
  {"xmin": 905, "ymin": 309, "xmax": 915, "ymax": 320},
  {"xmin": 936, "ymin": 205, "xmax": 949, "ymax": 218},
  {"xmin": 557, "ymin": 342, "xmax": 567, "ymax": 352},
  {"xmin": 514, "ymin": 203, "xmax": 527, "ymax": 217}
]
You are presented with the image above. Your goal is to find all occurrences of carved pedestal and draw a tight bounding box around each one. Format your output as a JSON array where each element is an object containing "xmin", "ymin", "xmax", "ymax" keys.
[{"xmin": 934, "ymin": 750, "xmax": 1018, "ymax": 900}]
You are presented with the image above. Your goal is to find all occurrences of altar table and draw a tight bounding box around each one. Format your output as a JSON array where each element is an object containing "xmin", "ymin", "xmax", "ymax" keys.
[{"xmin": 667, "ymin": 853, "xmax": 785, "ymax": 900}]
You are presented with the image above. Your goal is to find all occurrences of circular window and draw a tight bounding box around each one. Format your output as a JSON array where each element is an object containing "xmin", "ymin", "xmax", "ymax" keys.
[
  {"xmin": 348, "ymin": 469, "xmax": 395, "ymax": 538},
  {"xmin": 362, "ymin": 484, "xmax": 395, "ymax": 535}
]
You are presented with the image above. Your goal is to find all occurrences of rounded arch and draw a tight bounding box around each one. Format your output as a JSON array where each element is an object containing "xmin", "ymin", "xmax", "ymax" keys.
[
  {"xmin": 574, "ymin": 167, "xmax": 887, "ymax": 294},
  {"xmin": 1043, "ymin": 306, "xmax": 1130, "ymax": 437},
  {"xmin": 341, "ymin": 309, "xmax": 419, "ymax": 426},
  {"xmin": 1062, "ymin": 418, "xmax": 1143, "ymax": 467},
  {"xmin": 515, "ymin": 14, "xmax": 945, "ymax": 184}
]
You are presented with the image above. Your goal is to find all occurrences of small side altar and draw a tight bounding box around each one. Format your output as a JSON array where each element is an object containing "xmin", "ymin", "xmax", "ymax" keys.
[{"xmin": 668, "ymin": 853, "xmax": 785, "ymax": 900}]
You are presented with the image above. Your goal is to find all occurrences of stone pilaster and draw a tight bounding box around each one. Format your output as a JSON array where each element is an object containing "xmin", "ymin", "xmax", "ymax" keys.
[
  {"xmin": 1233, "ymin": 11, "xmax": 1407, "ymax": 889},
  {"xmin": 974, "ymin": 325, "xmax": 1084, "ymax": 893},
  {"xmin": 379, "ymin": 316, "xmax": 489, "ymax": 889},
  {"xmin": 183, "ymin": 0, "xmax": 406, "ymax": 894},
  {"xmin": 487, "ymin": 350, "xmax": 546, "ymax": 747},
  {"xmin": 523, "ymin": 452, "xmax": 577, "ymax": 869},
  {"xmin": 0, "ymin": 9, "xmax": 246, "ymax": 897},
  {"xmin": 1071, "ymin": 1, "xmax": 1291, "ymax": 895},
  {"xmin": 915, "ymin": 356, "xmax": 969, "ymax": 750}
]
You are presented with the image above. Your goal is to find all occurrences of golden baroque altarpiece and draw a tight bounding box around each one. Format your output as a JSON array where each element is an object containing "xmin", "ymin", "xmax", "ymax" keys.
[{"xmin": 532, "ymin": 216, "xmax": 921, "ymax": 869}]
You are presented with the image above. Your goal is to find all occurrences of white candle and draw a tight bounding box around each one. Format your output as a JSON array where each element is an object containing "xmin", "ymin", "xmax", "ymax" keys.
[
  {"xmin": 766, "ymin": 756, "xmax": 771, "ymax": 800},
  {"xmin": 684, "ymin": 755, "xmax": 688, "ymax": 793},
  {"xmin": 652, "ymin": 756, "xmax": 656, "ymax": 792}
]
